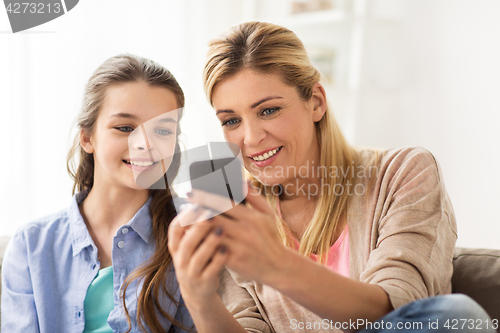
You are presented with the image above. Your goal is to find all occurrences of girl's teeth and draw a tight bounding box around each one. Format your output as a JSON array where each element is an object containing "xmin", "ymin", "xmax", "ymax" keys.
[{"xmin": 128, "ymin": 161, "xmax": 154, "ymax": 166}]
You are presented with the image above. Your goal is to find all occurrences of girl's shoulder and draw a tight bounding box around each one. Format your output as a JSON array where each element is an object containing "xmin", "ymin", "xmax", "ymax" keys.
[{"xmin": 12, "ymin": 196, "xmax": 81, "ymax": 249}]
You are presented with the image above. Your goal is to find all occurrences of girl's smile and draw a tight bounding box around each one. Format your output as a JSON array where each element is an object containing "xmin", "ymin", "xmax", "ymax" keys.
[{"xmin": 80, "ymin": 81, "xmax": 179, "ymax": 192}]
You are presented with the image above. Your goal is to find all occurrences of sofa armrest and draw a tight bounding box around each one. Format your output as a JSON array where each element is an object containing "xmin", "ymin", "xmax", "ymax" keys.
[{"xmin": 452, "ymin": 247, "xmax": 500, "ymax": 322}]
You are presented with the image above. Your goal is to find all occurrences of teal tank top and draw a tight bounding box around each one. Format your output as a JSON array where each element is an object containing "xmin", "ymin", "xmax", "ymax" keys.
[{"xmin": 83, "ymin": 266, "xmax": 114, "ymax": 333}]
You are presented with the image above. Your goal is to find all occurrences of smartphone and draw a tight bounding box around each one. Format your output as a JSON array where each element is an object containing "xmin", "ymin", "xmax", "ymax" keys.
[{"xmin": 189, "ymin": 157, "xmax": 246, "ymax": 205}]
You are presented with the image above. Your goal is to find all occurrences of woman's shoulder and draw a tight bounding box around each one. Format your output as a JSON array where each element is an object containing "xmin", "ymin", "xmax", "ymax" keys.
[
  {"xmin": 355, "ymin": 146, "xmax": 441, "ymax": 181},
  {"xmin": 356, "ymin": 146, "xmax": 437, "ymax": 167}
]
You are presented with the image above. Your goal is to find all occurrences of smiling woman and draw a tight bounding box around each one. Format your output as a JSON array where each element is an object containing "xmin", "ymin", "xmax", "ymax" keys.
[
  {"xmin": 167, "ymin": 22, "xmax": 495, "ymax": 333},
  {"xmin": 1, "ymin": 54, "xmax": 194, "ymax": 333}
]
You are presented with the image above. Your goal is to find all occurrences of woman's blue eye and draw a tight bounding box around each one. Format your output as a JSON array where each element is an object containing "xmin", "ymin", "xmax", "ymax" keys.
[
  {"xmin": 116, "ymin": 126, "xmax": 134, "ymax": 133},
  {"xmin": 222, "ymin": 118, "xmax": 239, "ymax": 127},
  {"xmin": 155, "ymin": 129, "xmax": 172, "ymax": 136},
  {"xmin": 262, "ymin": 107, "xmax": 280, "ymax": 116}
]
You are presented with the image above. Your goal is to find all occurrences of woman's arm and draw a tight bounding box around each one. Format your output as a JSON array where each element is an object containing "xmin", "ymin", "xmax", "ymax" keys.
[
  {"xmin": 1, "ymin": 231, "xmax": 40, "ymax": 332},
  {"xmin": 188, "ymin": 187, "xmax": 392, "ymax": 333},
  {"xmin": 168, "ymin": 208, "xmax": 271, "ymax": 333}
]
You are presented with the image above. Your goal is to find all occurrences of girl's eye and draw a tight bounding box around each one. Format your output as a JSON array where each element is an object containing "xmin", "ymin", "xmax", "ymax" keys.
[
  {"xmin": 262, "ymin": 107, "xmax": 280, "ymax": 116},
  {"xmin": 155, "ymin": 129, "xmax": 173, "ymax": 136},
  {"xmin": 222, "ymin": 118, "xmax": 240, "ymax": 127},
  {"xmin": 115, "ymin": 126, "xmax": 134, "ymax": 133}
]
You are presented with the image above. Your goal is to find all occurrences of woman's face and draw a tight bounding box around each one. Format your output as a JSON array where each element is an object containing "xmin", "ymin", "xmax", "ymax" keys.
[
  {"xmin": 212, "ymin": 69, "xmax": 326, "ymax": 187},
  {"xmin": 81, "ymin": 81, "xmax": 179, "ymax": 192}
]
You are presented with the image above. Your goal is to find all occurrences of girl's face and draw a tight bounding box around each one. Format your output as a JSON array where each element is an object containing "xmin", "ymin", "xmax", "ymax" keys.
[
  {"xmin": 81, "ymin": 81, "xmax": 179, "ymax": 193},
  {"xmin": 212, "ymin": 69, "xmax": 326, "ymax": 187}
]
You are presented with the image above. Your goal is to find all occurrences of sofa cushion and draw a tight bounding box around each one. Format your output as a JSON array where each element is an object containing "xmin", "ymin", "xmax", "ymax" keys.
[{"xmin": 453, "ymin": 247, "xmax": 500, "ymax": 321}]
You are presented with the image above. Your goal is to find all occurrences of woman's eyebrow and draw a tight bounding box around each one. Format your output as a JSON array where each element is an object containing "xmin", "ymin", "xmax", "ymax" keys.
[
  {"xmin": 251, "ymin": 96, "xmax": 283, "ymax": 108},
  {"xmin": 216, "ymin": 110, "xmax": 234, "ymax": 115},
  {"xmin": 216, "ymin": 96, "xmax": 284, "ymax": 115}
]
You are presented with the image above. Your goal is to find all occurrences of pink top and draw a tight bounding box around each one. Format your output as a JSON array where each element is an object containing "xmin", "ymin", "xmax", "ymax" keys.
[{"xmin": 276, "ymin": 197, "xmax": 350, "ymax": 278}]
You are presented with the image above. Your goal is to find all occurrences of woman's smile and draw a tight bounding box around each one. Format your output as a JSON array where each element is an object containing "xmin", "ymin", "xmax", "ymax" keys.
[{"xmin": 248, "ymin": 146, "xmax": 283, "ymax": 167}]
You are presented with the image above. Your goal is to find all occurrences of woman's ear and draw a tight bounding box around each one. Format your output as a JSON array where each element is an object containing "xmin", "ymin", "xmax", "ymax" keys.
[
  {"xmin": 311, "ymin": 82, "xmax": 327, "ymax": 122},
  {"xmin": 80, "ymin": 130, "xmax": 94, "ymax": 154}
]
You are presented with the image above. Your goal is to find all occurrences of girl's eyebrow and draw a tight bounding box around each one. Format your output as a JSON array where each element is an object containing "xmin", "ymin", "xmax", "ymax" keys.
[
  {"xmin": 216, "ymin": 96, "xmax": 283, "ymax": 115},
  {"xmin": 156, "ymin": 117, "xmax": 177, "ymax": 124},
  {"xmin": 109, "ymin": 112, "xmax": 139, "ymax": 120}
]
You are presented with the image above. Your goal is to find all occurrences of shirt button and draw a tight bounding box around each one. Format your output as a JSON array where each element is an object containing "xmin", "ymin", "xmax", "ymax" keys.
[
  {"xmin": 121, "ymin": 227, "xmax": 129, "ymax": 234},
  {"xmin": 117, "ymin": 241, "xmax": 125, "ymax": 249}
]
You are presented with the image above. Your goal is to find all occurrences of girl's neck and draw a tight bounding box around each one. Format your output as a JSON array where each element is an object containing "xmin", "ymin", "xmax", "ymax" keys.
[{"xmin": 80, "ymin": 184, "xmax": 150, "ymax": 234}]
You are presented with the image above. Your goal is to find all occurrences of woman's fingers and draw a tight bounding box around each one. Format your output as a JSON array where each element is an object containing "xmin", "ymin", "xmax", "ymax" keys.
[
  {"xmin": 187, "ymin": 190, "xmax": 234, "ymax": 215},
  {"xmin": 175, "ymin": 210, "xmax": 214, "ymax": 263},
  {"xmin": 201, "ymin": 245, "xmax": 229, "ymax": 281},
  {"xmin": 244, "ymin": 182, "xmax": 275, "ymax": 216},
  {"xmin": 168, "ymin": 204, "xmax": 207, "ymax": 253},
  {"xmin": 167, "ymin": 217, "xmax": 185, "ymax": 253},
  {"xmin": 188, "ymin": 225, "xmax": 226, "ymax": 277}
]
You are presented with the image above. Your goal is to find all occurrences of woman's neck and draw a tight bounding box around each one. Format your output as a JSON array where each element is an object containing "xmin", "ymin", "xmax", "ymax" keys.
[{"xmin": 80, "ymin": 184, "xmax": 150, "ymax": 234}]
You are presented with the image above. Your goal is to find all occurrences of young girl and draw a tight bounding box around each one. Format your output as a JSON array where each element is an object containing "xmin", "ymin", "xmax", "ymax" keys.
[
  {"xmin": 1, "ymin": 54, "xmax": 194, "ymax": 333},
  {"xmin": 168, "ymin": 22, "xmax": 495, "ymax": 333}
]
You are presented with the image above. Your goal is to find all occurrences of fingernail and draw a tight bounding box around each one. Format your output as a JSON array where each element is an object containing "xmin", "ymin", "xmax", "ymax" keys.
[
  {"xmin": 187, "ymin": 191, "xmax": 193, "ymax": 198},
  {"xmin": 220, "ymin": 246, "xmax": 226, "ymax": 254},
  {"xmin": 215, "ymin": 226, "xmax": 223, "ymax": 236}
]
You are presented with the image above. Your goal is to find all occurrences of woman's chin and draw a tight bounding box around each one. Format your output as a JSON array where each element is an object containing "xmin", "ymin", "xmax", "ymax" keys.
[{"xmin": 251, "ymin": 176, "xmax": 284, "ymax": 188}]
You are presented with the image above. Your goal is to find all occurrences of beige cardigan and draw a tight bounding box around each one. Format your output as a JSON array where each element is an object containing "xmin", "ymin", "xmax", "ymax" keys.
[{"xmin": 217, "ymin": 147, "xmax": 457, "ymax": 333}]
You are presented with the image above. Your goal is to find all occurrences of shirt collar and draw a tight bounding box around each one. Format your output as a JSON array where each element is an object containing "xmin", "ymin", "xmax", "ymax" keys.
[{"xmin": 68, "ymin": 191, "xmax": 153, "ymax": 257}]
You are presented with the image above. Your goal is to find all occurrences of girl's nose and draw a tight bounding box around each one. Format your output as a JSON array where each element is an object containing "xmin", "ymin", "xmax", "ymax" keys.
[{"xmin": 130, "ymin": 126, "xmax": 153, "ymax": 151}]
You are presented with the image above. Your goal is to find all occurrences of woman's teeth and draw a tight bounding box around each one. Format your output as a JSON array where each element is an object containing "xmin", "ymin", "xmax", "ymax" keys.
[
  {"xmin": 125, "ymin": 160, "xmax": 156, "ymax": 167},
  {"xmin": 252, "ymin": 147, "xmax": 282, "ymax": 161}
]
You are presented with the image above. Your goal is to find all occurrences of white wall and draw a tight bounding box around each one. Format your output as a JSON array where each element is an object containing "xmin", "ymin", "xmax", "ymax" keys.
[
  {"xmin": 1, "ymin": 0, "xmax": 499, "ymax": 249},
  {"xmin": 353, "ymin": 0, "xmax": 500, "ymax": 248}
]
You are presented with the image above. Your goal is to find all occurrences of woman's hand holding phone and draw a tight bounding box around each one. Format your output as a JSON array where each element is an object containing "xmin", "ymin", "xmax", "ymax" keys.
[
  {"xmin": 167, "ymin": 206, "xmax": 228, "ymax": 307},
  {"xmin": 181, "ymin": 183, "xmax": 292, "ymax": 288}
]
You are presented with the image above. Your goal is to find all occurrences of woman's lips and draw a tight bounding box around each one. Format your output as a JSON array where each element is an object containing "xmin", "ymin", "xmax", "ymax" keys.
[{"xmin": 249, "ymin": 146, "xmax": 282, "ymax": 167}]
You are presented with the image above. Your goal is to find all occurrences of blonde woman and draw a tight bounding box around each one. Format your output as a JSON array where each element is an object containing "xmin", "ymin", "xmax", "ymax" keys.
[
  {"xmin": 168, "ymin": 22, "xmax": 495, "ymax": 333},
  {"xmin": 1, "ymin": 55, "xmax": 194, "ymax": 333}
]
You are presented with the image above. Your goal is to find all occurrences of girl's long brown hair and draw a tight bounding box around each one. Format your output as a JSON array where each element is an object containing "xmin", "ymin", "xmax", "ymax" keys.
[{"xmin": 67, "ymin": 54, "xmax": 193, "ymax": 332}]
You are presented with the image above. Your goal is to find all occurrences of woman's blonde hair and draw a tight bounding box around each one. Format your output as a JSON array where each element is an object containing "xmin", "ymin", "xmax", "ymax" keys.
[
  {"xmin": 67, "ymin": 54, "xmax": 192, "ymax": 332},
  {"xmin": 203, "ymin": 22, "xmax": 358, "ymax": 262}
]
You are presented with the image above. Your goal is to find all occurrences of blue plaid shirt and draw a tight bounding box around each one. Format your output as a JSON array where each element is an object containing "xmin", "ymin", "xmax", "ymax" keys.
[{"xmin": 1, "ymin": 191, "xmax": 194, "ymax": 333}]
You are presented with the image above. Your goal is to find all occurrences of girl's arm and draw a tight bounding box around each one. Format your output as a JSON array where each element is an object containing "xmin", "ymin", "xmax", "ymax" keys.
[
  {"xmin": 168, "ymin": 209, "xmax": 271, "ymax": 333},
  {"xmin": 1, "ymin": 231, "xmax": 40, "ymax": 332}
]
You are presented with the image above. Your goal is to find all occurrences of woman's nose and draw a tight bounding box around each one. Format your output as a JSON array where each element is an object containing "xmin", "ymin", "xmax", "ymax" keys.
[{"xmin": 243, "ymin": 121, "xmax": 266, "ymax": 147}]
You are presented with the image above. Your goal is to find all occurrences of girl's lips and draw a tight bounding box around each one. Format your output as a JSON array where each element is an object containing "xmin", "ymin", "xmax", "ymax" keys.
[
  {"xmin": 123, "ymin": 160, "xmax": 158, "ymax": 172},
  {"xmin": 249, "ymin": 147, "xmax": 282, "ymax": 167}
]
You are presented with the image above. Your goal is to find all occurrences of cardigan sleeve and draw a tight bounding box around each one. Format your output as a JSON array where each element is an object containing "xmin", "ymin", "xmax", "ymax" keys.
[
  {"xmin": 217, "ymin": 268, "xmax": 272, "ymax": 333},
  {"xmin": 359, "ymin": 147, "xmax": 457, "ymax": 309}
]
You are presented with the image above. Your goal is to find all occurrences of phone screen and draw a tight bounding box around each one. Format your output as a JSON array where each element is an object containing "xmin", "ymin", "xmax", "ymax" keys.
[{"xmin": 189, "ymin": 157, "xmax": 246, "ymax": 205}]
